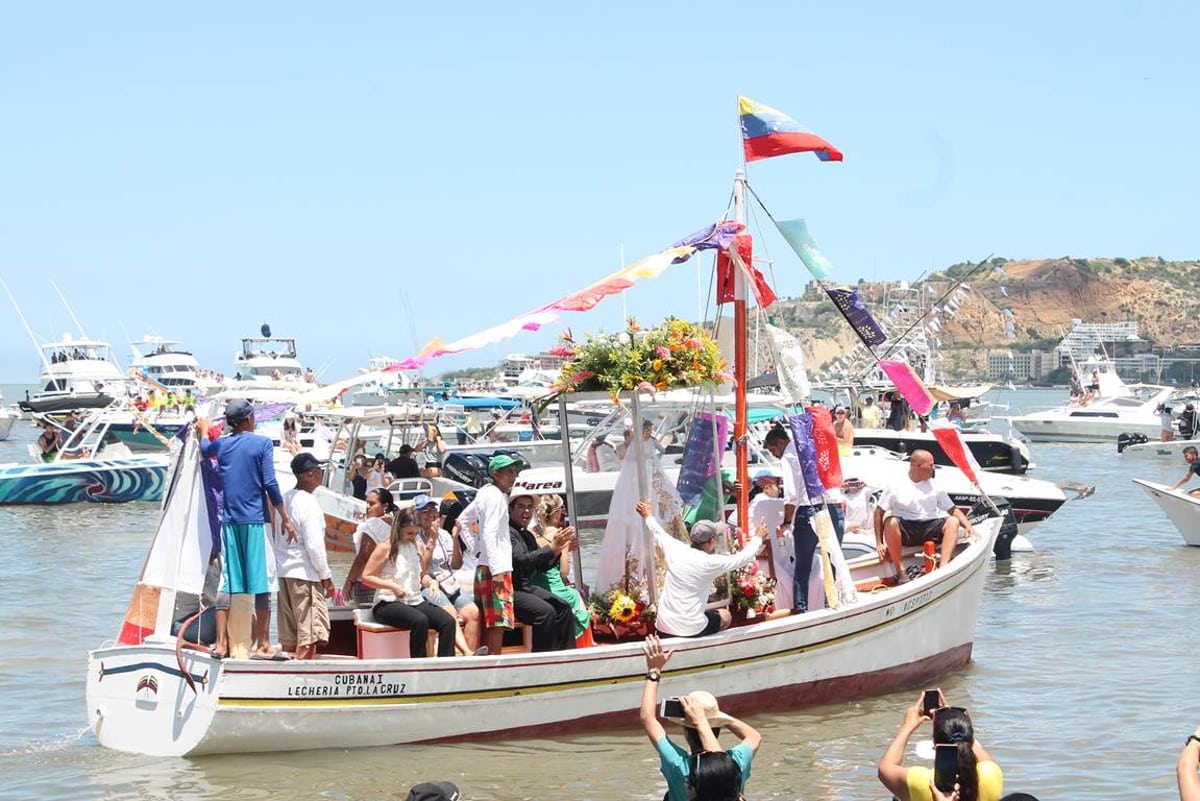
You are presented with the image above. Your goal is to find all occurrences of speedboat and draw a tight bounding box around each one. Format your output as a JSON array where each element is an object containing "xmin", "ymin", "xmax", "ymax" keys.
[
  {"xmin": 851, "ymin": 425, "xmax": 1031, "ymax": 474},
  {"xmin": 1132, "ymin": 478, "xmax": 1200, "ymax": 546},
  {"xmin": 1009, "ymin": 383, "xmax": 1175, "ymax": 443},
  {"xmin": 0, "ymin": 413, "xmax": 167, "ymax": 504}
]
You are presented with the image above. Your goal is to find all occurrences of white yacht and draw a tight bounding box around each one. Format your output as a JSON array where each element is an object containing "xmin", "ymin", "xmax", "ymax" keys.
[
  {"xmin": 128, "ymin": 336, "xmax": 221, "ymax": 398},
  {"xmin": 0, "ymin": 392, "xmax": 19, "ymax": 440},
  {"xmin": 230, "ymin": 325, "xmax": 310, "ymax": 393},
  {"xmin": 17, "ymin": 334, "xmax": 132, "ymax": 414}
]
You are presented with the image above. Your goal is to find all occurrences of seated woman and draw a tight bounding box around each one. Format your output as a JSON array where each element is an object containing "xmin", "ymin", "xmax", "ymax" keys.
[
  {"xmin": 877, "ymin": 691, "xmax": 1003, "ymax": 801},
  {"xmin": 530, "ymin": 495, "xmax": 590, "ymax": 640},
  {"xmin": 341, "ymin": 488, "xmax": 397, "ymax": 605},
  {"xmin": 360, "ymin": 508, "xmax": 457, "ymax": 658},
  {"xmin": 281, "ymin": 415, "xmax": 301, "ymax": 454},
  {"xmin": 413, "ymin": 495, "xmax": 482, "ymax": 655}
]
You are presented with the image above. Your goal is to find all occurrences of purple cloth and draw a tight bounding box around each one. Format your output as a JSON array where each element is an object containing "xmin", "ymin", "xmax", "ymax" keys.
[
  {"xmin": 824, "ymin": 287, "xmax": 887, "ymax": 347},
  {"xmin": 786, "ymin": 413, "xmax": 826, "ymax": 501},
  {"xmin": 672, "ymin": 221, "xmax": 743, "ymax": 261}
]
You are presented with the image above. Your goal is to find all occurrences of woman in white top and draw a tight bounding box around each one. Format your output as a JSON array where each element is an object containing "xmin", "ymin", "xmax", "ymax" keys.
[
  {"xmin": 361, "ymin": 508, "xmax": 457, "ymax": 658},
  {"xmin": 341, "ymin": 488, "xmax": 397, "ymax": 604},
  {"xmin": 366, "ymin": 454, "xmax": 387, "ymax": 492}
]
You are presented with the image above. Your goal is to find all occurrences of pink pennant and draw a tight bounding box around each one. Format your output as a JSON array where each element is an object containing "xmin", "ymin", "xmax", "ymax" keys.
[{"xmin": 878, "ymin": 359, "xmax": 934, "ymax": 416}]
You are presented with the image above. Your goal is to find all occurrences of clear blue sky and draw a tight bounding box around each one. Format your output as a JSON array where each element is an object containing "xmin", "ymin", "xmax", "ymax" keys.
[{"xmin": 2, "ymin": 1, "xmax": 1196, "ymax": 382}]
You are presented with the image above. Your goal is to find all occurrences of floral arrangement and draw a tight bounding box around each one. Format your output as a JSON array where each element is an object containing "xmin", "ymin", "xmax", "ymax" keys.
[
  {"xmin": 589, "ymin": 555, "xmax": 657, "ymax": 640},
  {"xmin": 549, "ymin": 317, "xmax": 729, "ymax": 399},
  {"xmin": 726, "ymin": 563, "xmax": 777, "ymax": 614},
  {"xmin": 591, "ymin": 589, "xmax": 653, "ymax": 626}
]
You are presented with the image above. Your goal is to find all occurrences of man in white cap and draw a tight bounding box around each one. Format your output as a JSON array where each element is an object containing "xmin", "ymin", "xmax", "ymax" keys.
[
  {"xmin": 635, "ymin": 502, "xmax": 763, "ymax": 638},
  {"xmin": 473, "ymin": 453, "xmax": 522, "ymax": 655},
  {"xmin": 508, "ymin": 486, "xmax": 576, "ymax": 652},
  {"xmin": 197, "ymin": 398, "xmax": 295, "ymax": 659},
  {"xmin": 274, "ymin": 452, "xmax": 334, "ymax": 659},
  {"xmin": 640, "ymin": 634, "xmax": 762, "ymax": 801}
]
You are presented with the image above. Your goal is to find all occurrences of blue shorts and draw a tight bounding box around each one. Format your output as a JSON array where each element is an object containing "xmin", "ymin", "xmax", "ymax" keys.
[{"xmin": 220, "ymin": 524, "xmax": 269, "ymax": 595}]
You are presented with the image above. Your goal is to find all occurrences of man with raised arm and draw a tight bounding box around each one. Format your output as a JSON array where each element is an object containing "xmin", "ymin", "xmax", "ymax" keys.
[{"xmin": 635, "ymin": 501, "xmax": 762, "ymax": 638}]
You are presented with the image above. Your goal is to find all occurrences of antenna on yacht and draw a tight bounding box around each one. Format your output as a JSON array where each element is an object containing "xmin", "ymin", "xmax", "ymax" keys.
[
  {"xmin": 51, "ymin": 280, "xmax": 90, "ymax": 340},
  {"xmin": 1, "ymin": 278, "xmax": 55, "ymax": 374}
]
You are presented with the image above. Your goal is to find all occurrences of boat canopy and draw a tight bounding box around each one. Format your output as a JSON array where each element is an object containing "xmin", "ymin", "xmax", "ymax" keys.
[{"xmin": 929, "ymin": 383, "xmax": 993, "ymax": 402}]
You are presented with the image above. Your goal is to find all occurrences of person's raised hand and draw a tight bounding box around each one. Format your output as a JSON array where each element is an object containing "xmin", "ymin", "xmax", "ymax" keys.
[{"xmin": 642, "ymin": 633, "xmax": 673, "ymax": 671}]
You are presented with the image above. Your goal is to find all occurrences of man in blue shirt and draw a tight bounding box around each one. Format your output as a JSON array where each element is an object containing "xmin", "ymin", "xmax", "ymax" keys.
[{"xmin": 197, "ymin": 398, "xmax": 294, "ymax": 660}]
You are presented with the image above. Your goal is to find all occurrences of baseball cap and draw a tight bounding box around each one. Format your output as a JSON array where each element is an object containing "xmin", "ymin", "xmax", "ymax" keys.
[
  {"xmin": 290, "ymin": 452, "xmax": 325, "ymax": 475},
  {"xmin": 488, "ymin": 453, "xmax": 521, "ymax": 475},
  {"xmin": 689, "ymin": 520, "xmax": 724, "ymax": 545},
  {"xmin": 405, "ymin": 782, "xmax": 461, "ymax": 801},
  {"xmin": 508, "ymin": 486, "xmax": 537, "ymax": 506},
  {"xmin": 412, "ymin": 494, "xmax": 438, "ymax": 510},
  {"xmin": 224, "ymin": 398, "xmax": 254, "ymax": 424}
]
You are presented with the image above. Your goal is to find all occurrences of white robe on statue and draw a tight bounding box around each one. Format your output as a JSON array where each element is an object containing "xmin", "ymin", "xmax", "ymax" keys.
[
  {"xmin": 595, "ymin": 446, "xmax": 684, "ymax": 600},
  {"xmin": 748, "ymin": 496, "xmax": 792, "ymax": 611}
]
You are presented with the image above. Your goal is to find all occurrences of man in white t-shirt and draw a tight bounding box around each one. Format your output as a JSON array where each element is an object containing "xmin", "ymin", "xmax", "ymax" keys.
[
  {"xmin": 873, "ymin": 449, "xmax": 976, "ymax": 583},
  {"xmin": 636, "ymin": 502, "xmax": 762, "ymax": 638},
  {"xmin": 275, "ymin": 452, "xmax": 335, "ymax": 659},
  {"xmin": 473, "ymin": 454, "xmax": 522, "ymax": 655}
]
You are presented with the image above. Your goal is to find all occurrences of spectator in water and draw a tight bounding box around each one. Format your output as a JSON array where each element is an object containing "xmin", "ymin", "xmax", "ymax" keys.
[
  {"xmin": 639, "ymin": 633, "xmax": 761, "ymax": 801},
  {"xmin": 878, "ymin": 691, "xmax": 1003, "ymax": 801}
]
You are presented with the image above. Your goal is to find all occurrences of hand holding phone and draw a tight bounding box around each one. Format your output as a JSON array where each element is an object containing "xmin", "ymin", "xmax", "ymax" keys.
[
  {"xmin": 933, "ymin": 744, "xmax": 958, "ymax": 793},
  {"xmin": 660, "ymin": 697, "xmax": 684, "ymax": 719},
  {"xmin": 922, "ymin": 688, "xmax": 941, "ymax": 717}
]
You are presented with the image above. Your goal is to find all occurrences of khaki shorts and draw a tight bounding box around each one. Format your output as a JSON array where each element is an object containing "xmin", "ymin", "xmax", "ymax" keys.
[{"xmin": 278, "ymin": 577, "xmax": 331, "ymax": 648}]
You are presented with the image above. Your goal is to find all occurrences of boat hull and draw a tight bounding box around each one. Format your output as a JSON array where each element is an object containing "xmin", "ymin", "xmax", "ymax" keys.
[
  {"xmin": 852, "ymin": 429, "xmax": 1029, "ymax": 475},
  {"xmin": 18, "ymin": 392, "xmax": 116, "ymax": 415},
  {"xmin": 1132, "ymin": 478, "xmax": 1200, "ymax": 546},
  {"xmin": 0, "ymin": 458, "xmax": 167, "ymax": 504},
  {"xmin": 86, "ymin": 521, "xmax": 997, "ymax": 756}
]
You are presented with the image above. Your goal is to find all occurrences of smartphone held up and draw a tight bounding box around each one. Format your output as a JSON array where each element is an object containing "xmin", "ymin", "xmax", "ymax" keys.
[
  {"xmin": 922, "ymin": 689, "xmax": 941, "ymax": 717},
  {"xmin": 660, "ymin": 697, "xmax": 684, "ymax": 719}
]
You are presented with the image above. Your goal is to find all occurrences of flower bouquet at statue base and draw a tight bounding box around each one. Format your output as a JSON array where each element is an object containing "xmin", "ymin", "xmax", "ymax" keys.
[{"xmin": 589, "ymin": 558, "xmax": 657, "ymax": 642}]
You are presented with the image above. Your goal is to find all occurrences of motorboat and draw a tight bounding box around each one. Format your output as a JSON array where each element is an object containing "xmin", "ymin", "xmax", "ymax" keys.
[
  {"xmin": 1117, "ymin": 436, "xmax": 1200, "ymax": 462},
  {"xmin": 0, "ymin": 413, "xmax": 167, "ymax": 504},
  {"xmin": 851, "ymin": 425, "xmax": 1031, "ymax": 474},
  {"xmin": 1132, "ymin": 478, "xmax": 1200, "ymax": 546},
  {"xmin": 0, "ymin": 392, "xmax": 19, "ymax": 440},
  {"xmin": 16, "ymin": 334, "xmax": 132, "ymax": 414},
  {"xmin": 1008, "ymin": 354, "xmax": 1177, "ymax": 443},
  {"xmin": 85, "ymin": 409, "xmax": 1003, "ymax": 756}
]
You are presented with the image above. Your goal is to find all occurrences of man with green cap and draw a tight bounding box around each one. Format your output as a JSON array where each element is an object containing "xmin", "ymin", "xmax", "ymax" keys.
[{"xmin": 473, "ymin": 453, "xmax": 523, "ymax": 654}]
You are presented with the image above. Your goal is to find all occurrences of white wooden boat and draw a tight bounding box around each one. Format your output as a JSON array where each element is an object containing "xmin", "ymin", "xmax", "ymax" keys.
[
  {"xmin": 85, "ymin": 420, "xmax": 1001, "ymax": 756},
  {"xmin": 1132, "ymin": 478, "xmax": 1200, "ymax": 546}
]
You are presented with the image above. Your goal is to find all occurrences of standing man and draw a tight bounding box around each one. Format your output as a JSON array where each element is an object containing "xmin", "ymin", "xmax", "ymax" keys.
[
  {"xmin": 762, "ymin": 425, "xmax": 821, "ymax": 614},
  {"xmin": 859, "ymin": 395, "xmax": 882, "ymax": 429},
  {"xmin": 473, "ymin": 454, "xmax": 522, "ymax": 655},
  {"xmin": 874, "ymin": 449, "xmax": 976, "ymax": 583},
  {"xmin": 197, "ymin": 398, "xmax": 294, "ymax": 660},
  {"xmin": 274, "ymin": 452, "xmax": 334, "ymax": 660},
  {"xmin": 1169, "ymin": 446, "xmax": 1200, "ymax": 497}
]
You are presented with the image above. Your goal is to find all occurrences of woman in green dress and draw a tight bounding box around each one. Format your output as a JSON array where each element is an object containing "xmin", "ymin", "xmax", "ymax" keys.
[{"xmin": 531, "ymin": 495, "xmax": 591, "ymax": 638}]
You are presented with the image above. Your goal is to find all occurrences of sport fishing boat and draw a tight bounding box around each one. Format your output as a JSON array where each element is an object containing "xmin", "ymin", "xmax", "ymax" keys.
[
  {"xmin": 128, "ymin": 335, "xmax": 222, "ymax": 398},
  {"xmin": 0, "ymin": 413, "xmax": 167, "ymax": 504},
  {"xmin": 16, "ymin": 334, "xmax": 132, "ymax": 414},
  {"xmin": 85, "ymin": 105, "xmax": 1008, "ymax": 757},
  {"xmin": 1132, "ymin": 478, "xmax": 1200, "ymax": 547}
]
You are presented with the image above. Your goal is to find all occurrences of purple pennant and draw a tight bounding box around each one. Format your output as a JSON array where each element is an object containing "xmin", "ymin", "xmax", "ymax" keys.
[
  {"xmin": 824, "ymin": 287, "xmax": 887, "ymax": 347},
  {"xmin": 786, "ymin": 412, "xmax": 827, "ymax": 500},
  {"xmin": 672, "ymin": 220, "xmax": 743, "ymax": 262}
]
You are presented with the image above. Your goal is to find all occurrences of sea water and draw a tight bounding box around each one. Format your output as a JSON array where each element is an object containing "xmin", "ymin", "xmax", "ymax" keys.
[{"xmin": 1, "ymin": 388, "xmax": 1198, "ymax": 800}]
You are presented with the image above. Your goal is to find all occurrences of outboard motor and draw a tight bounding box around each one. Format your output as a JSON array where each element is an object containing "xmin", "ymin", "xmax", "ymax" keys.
[
  {"xmin": 967, "ymin": 497, "xmax": 1020, "ymax": 560},
  {"xmin": 442, "ymin": 450, "xmax": 532, "ymax": 489},
  {"xmin": 1116, "ymin": 432, "xmax": 1149, "ymax": 454}
]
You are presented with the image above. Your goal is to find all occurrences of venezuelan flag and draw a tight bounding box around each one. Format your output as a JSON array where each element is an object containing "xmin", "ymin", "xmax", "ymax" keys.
[{"xmin": 739, "ymin": 96, "xmax": 843, "ymax": 163}]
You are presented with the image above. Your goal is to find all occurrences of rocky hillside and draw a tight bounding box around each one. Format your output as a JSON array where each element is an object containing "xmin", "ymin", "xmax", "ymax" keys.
[{"xmin": 772, "ymin": 257, "xmax": 1200, "ymax": 380}]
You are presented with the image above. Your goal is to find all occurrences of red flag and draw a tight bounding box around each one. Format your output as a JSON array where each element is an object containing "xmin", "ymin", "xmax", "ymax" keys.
[
  {"xmin": 930, "ymin": 422, "xmax": 981, "ymax": 485},
  {"xmin": 806, "ymin": 405, "xmax": 844, "ymax": 489},
  {"xmin": 716, "ymin": 233, "xmax": 776, "ymax": 308}
]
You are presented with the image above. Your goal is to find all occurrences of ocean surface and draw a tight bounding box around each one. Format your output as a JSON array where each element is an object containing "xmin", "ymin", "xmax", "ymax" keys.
[{"xmin": 1, "ymin": 387, "xmax": 1199, "ymax": 800}]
